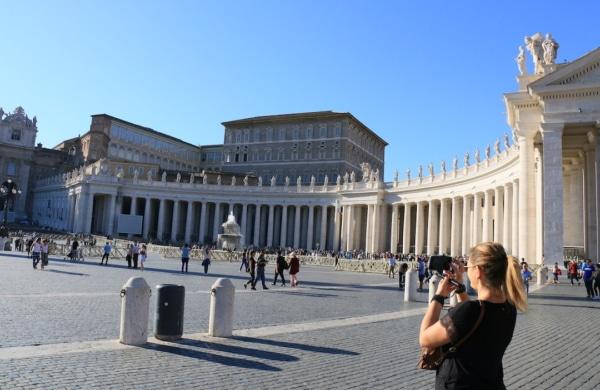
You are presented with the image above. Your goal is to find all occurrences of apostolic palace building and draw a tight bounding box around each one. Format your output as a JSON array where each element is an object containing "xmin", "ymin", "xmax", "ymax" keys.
[{"xmin": 3, "ymin": 34, "xmax": 600, "ymax": 267}]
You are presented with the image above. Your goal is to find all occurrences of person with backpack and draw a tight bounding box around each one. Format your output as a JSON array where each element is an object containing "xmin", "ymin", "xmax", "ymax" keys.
[
  {"xmin": 244, "ymin": 251, "xmax": 257, "ymax": 290},
  {"xmin": 201, "ymin": 247, "xmax": 211, "ymax": 274},
  {"xmin": 272, "ymin": 250, "xmax": 287, "ymax": 287}
]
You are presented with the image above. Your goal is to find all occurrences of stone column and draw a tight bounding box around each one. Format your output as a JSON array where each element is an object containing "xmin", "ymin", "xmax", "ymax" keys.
[
  {"xmin": 198, "ymin": 202, "xmax": 208, "ymax": 244},
  {"xmin": 294, "ymin": 205, "xmax": 301, "ymax": 248},
  {"xmin": 450, "ymin": 197, "xmax": 462, "ymax": 256},
  {"xmin": 213, "ymin": 202, "xmax": 222, "ymax": 243},
  {"xmin": 267, "ymin": 204, "xmax": 275, "ymax": 247},
  {"xmin": 333, "ymin": 205, "xmax": 341, "ymax": 251},
  {"xmin": 493, "ymin": 187, "xmax": 503, "ymax": 243},
  {"xmin": 372, "ymin": 204, "xmax": 381, "ymax": 252},
  {"xmin": 390, "ymin": 204, "xmax": 400, "ymax": 253},
  {"xmin": 427, "ymin": 200, "xmax": 439, "ymax": 255},
  {"xmin": 130, "ymin": 197, "xmax": 138, "ymax": 216},
  {"xmin": 240, "ymin": 203, "xmax": 248, "ymax": 246},
  {"xmin": 171, "ymin": 200, "xmax": 180, "ymax": 242},
  {"xmin": 503, "ymin": 185, "xmax": 511, "ymax": 253},
  {"xmin": 280, "ymin": 205, "xmax": 288, "ymax": 248},
  {"xmin": 482, "ymin": 190, "xmax": 492, "ymax": 242},
  {"xmin": 157, "ymin": 199, "xmax": 166, "ymax": 241},
  {"xmin": 83, "ymin": 191, "xmax": 94, "ymax": 234},
  {"xmin": 511, "ymin": 181, "xmax": 519, "ymax": 257},
  {"xmin": 306, "ymin": 205, "xmax": 315, "ymax": 250},
  {"xmin": 254, "ymin": 204, "xmax": 261, "ymax": 247},
  {"xmin": 319, "ymin": 206, "xmax": 328, "ymax": 250},
  {"xmin": 584, "ymin": 141, "xmax": 597, "ymax": 261},
  {"xmin": 414, "ymin": 202, "xmax": 425, "ymax": 255},
  {"xmin": 106, "ymin": 194, "xmax": 117, "ymax": 236},
  {"xmin": 518, "ymin": 130, "xmax": 537, "ymax": 264},
  {"xmin": 142, "ymin": 197, "xmax": 151, "ymax": 239},
  {"xmin": 542, "ymin": 123, "xmax": 564, "ymax": 266},
  {"xmin": 340, "ymin": 206, "xmax": 347, "ymax": 251},
  {"xmin": 439, "ymin": 199, "xmax": 449, "ymax": 255},
  {"xmin": 461, "ymin": 196, "xmax": 470, "ymax": 255},
  {"xmin": 184, "ymin": 201, "xmax": 194, "ymax": 244},
  {"xmin": 402, "ymin": 203, "xmax": 412, "ymax": 254}
]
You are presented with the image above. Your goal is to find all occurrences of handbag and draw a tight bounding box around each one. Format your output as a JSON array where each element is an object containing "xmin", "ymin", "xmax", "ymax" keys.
[{"xmin": 417, "ymin": 300, "xmax": 485, "ymax": 370}]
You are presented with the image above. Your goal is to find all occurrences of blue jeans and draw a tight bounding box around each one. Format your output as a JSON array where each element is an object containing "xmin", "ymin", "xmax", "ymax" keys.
[
  {"xmin": 253, "ymin": 268, "xmax": 267, "ymax": 288},
  {"xmin": 32, "ymin": 252, "xmax": 40, "ymax": 268}
]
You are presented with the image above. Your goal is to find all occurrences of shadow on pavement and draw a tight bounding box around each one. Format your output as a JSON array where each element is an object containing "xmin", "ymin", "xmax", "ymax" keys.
[
  {"xmin": 45, "ymin": 269, "xmax": 89, "ymax": 276},
  {"xmin": 143, "ymin": 342, "xmax": 281, "ymax": 371},
  {"xmin": 234, "ymin": 336, "xmax": 360, "ymax": 356},
  {"xmin": 271, "ymin": 290, "xmax": 340, "ymax": 298},
  {"xmin": 176, "ymin": 338, "xmax": 298, "ymax": 362},
  {"xmin": 529, "ymin": 302, "xmax": 600, "ymax": 310}
]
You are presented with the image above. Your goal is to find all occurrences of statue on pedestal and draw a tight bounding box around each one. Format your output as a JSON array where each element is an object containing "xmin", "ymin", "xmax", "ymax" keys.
[
  {"xmin": 216, "ymin": 175, "xmax": 222, "ymax": 185},
  {"xmin": 343, "ymin": 172, "xmax": 349, "ymax": 184},
  {"xmin": 133, "ymin": 169, "xmax": 139, "ymax": 181},
  {"xmin": 542, "ymin": 33, "xmax": 559, "ymax": 65},
  {"xmin": 474, "ymin": 149, "xmax": 480, "ymax": 163},
  {"xmin": 176, "ymin": 172, "xmax": 181, "ymax": 183},
  {"xmin": 189, "ymin": 174, "xmax": 194, "ymax": 184},
  {"xmin": 258, "ymin": 176, "xmax": 263, "ymax": 187},
  {"xmin": 494, "ymin": 139, "xmax": 501, "ymax": 156},
  {"xmin": 147, "ymin": 170, "xmax": 153, "ymax": 182},
  {"xmin": 464, "ymin": 152, "xmax": 470, "ymax": 167},
  {"xmin": 323, "ymin": 175, "xmax": 329, "ymax": 187},
  {"xmin": 503, "ymin": 133, "xmax": 510, "ymax": 150},
  {"xmin": 406, "ymin": 168, "xmax": 411, "ymax": 182},
  {"xmin": 374, "ymin": 168, "xmax": 380, "ymax": 182},
  {"xmin": 243, "ymin": 175, "xmax": 249, "ymax": 186},
  {"xmin": 418, "ymin": 165, "xmax": 423, "ymax": 181},
  {"xmin": 231, "ymin": 176, "xmax": 236, "ymax": 186},
  {"xmin": 360, "ymin": 162, "xmax": 371, "ymax": 183},
  {"xmin": 485, "ymin": 145, "xmax": 491, "ymax": 160},
  {"xmin": 271, "ymin": 176, "xmax": 276, "ymax": 187},
  {"xmin": 202, "ymin": 174, "xmax": 207, "ymax": 184},
  {"xmin": 161, "ymin": 171, "xmax": 167, "ymax": 182},
  {"xmin": 452, "ymin": 157, "xmax": 458, "ymax": 172},
  {"xmin": 516, "ymin": 45, "xmax": 528, "ymax": 76},
  {"xmin": 310, "ymin": 175, "xmax": 316, "ymax": 189},
  {"xmin": 428, "ymin": 163, "xmax": 434, "ymax": 178},
  {"xmin": 525, "ymin": 33, "xmax": 544, "ymax": 74},
  {"xmin": 285, "ymin": 176, "xmax": 290, "ymax": 188},
  {"xmin": 336, "ymin": 174, "xmax": 341, "ymax": 186},
  {"xmin": 350, "ymin": 171, "xmax": 356, "ymax": 183},
  {"xmin": 297, "ymin": 176, "xmax": 302, "ymax": 189},
  {"xmin": 393, "ymin": 169, "xmax": 399, "ymax": 183}
]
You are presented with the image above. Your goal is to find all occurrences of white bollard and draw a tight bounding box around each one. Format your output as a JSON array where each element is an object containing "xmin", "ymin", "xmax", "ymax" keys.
[
  {"xmin": 536, "ymin": 266, "xmax": 548, "ymax": 286},
  {"xmin": 428, "ymin": 275, "xmax": 441, "ymax": 303},
  {"xmin": 119, "ymin": 277, "xmax": 151, "ymax": 345},
  {"xmin": 208, "ymin": 278, "xmax": 235, "ymax": 337},
  {"xmin": 404, "ymin": 269, "xmax": 419, "ymax": 302}
]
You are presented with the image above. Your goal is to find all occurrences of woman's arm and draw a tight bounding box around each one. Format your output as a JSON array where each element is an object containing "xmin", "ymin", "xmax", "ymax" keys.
[{"xmin": 419, "ymin": 276, "xmax": 455, "ymax": 348}]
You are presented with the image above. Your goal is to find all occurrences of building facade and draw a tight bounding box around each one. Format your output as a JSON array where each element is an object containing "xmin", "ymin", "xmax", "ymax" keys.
[{"xmin": 29, "ymin": 36, "xmax": 600, "ymax": 266}]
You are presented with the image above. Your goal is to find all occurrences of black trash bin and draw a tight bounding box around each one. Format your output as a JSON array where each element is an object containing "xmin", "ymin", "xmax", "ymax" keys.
[{"xmin": 154, "ymin": 284, "xmax": 185, "ymax": 341}]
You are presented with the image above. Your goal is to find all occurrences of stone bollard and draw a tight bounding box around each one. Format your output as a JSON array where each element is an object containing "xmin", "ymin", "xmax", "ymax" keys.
[
  {"xmin": 537, "ymin": 266, "xmax": 548, "ymax": 286},
  {"xmin": 403, "ymin": 269, "xmax": 419, "ymax": 302},
  {"xmin": 208, "ymin": 278, "xmax": 235, "ymax": 337},
  {"xmin": 119, "ymin": 277, "xmax": 151, "ymax": 345},
  {"xmin": 429, "ymin": 274, "xmax": 441, "ymax": 303}
]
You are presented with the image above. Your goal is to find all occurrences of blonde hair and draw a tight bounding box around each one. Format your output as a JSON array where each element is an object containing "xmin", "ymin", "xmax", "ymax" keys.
[{"xmin": 469, "ymin": 242, "xmax": 527, "ymax": 312}]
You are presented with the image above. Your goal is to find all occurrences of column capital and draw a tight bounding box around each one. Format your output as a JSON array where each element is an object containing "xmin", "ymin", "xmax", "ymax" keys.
[{"xmin": 540, "ymin": 122, "xmax": 564, "ymax": 136}]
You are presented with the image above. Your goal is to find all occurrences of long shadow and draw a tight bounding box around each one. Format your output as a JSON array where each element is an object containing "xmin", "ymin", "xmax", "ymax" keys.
[
  {"xmin": 46, "ymin": 269, "xmax": 89, "ymax": 276},
  {"xmin": 528, "ymin": 293, "xmax": 595, "ymax": 302},
  {"xmin": 271, "ymin": 290, "xmax": 340, "ymax": 298},
  {"xmin": 175, "ymin": 338, "xmax": 298, "ymax": 362},
  {"xmin": 142, "ymin": 342, "xmax": 281, "ymax": 371},
  {"xmin": 233, "ymin": 336, "xmax": 359, "ymax": 356}
]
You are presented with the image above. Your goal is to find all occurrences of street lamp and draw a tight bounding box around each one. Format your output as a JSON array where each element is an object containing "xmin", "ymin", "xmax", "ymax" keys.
[{"xmin": 1, "ymin": 179, "xmax": 22, "ymax": 230}]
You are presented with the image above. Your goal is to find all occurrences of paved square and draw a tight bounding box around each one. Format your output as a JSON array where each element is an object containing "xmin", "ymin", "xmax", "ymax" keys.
[{"xmin": 1, "ymin": 252, "xmax": 599, "ymax": 389}]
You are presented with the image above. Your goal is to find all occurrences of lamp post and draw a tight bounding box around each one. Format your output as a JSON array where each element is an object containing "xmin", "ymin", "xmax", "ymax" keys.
[{"xmin": 1, "ymin": 179, "xmax": 22, "ymax": 229}]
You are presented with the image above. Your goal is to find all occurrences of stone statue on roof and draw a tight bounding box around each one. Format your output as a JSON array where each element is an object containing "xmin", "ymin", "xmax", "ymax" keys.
[
  {"xmin": 542, "ymin": 33, "xmax": 559, "ymax": 65},
  {"xmin": 525, "ymin": 33, "xmax": 544, "ymax": 74},
  {"xmin": 516, "ymin": 45, "xmax": 527, "ymax": 76},
  {"xmin": 176, "ymin": 172, "xmax": 181, "ymax": 182},
  {"xmin": 418, "ymin": 165, "xmax": 423, "ymax": 180},
  {"xmin": 504, "ymin": 133, "xmax": 510, "ymax": 150},
  {"xmin": 360, "ymin": 162, "xmax": 371, "ymax": 183},
  {"xmin": 147, "ymin": 170, "xmax": 153, "ymax": 181},
  {"xmin": 441, "ymin": 160, "xmax": 446, "ymax": 174},
  {"xmin": 485, "ymin": 145, "xmax": 491, "ymax": 160},
  {"xmin": 202, "ymin": 174, "xmax": 207, "ymax": 184},
  {"xmin": 217, "ymin": 174, "xmax": 222, "ymax": 185},
  {"xmin": 474, "ymin": 148, "xmax": 480, "ymax": 163},
  {"xmin": 406, "ymin": 168, "xmax": 411, "ymax": 181},
  {"xmin": 189, "ymin": 174, "xmax": 194, "ymax": 184},
  {"xmin": 271, "ymin": 176, "xmax": 276, "ymax": 187},
  {"xmin": 350, "ymin": 171, "xmax": 356, "ymax": 183},
  {"xmin": 464, "ymin": 152, "xmax": 470, "ymax": 167},
  {"xmin": 494, "ymin": 139, "xmax": 501, "ymax": 155},
  {"xmin": 452, "ymin": 156, "xmax": 458, "ymax": 172},
  {"xmin": 323, "ymin": 175, "xmax": 329, "ymax": 187},
  {"xmin": 244, "ymin": 175, "xmax": 249, "ymax": 186},
  {"xmin": 336, "ymin": 174, "xmax": 341, "ymax": 186},
  {"xmin": 343, "ymin": 172, "xmax": 349, "ymax": 184},
  {"xmin": 258, "ymin": 176, "xmax": 263, "ymax": 187},
  {"xmin": 285, "ymin": 176, "xmax": 290, "ymax": 188},
  {"xmin": 133, "ymin": 169, "xmax": 139, "ymax": 181},
  {"xmin": 231, "ymin": 176, "xmax": 236, "ymax": 186}
]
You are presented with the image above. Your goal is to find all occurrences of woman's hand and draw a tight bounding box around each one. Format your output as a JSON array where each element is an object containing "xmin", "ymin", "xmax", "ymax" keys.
[
  {"xmin": 435, "ymin": 273, "xmax": 456, "ymax": 297},
  {"xmin": 451, "ymin": 261, "xmax": 465, "ymax": 283}
]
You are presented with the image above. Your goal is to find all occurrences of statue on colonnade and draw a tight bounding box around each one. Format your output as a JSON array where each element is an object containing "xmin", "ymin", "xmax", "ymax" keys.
[
  {"xmin": 147, "ymin": 170, "xmax": 153, "ymax": 182},
  {"xmin": 336, "ymin": 174, "xmax": 341, "ymax": 186},
  {"xmin": 516, "ymin": 46, "xmax": 527, "ymax": 76},
  {"xmin": 217, "ymin": 175, "xmax": 222, "ymax": 185},
  {"xmin": 323, "ymin": 175, "xmax": 329, "ymax": 187},
  {"xmin": 525, "ymin": 33, "xmax": 544, "ymax": 74},
  {"xmin": 231, "ymin": 176, "xmax": 236, "ymax": 186},
  {"xmin": 464, "ymin": 152, "xmax": 470, "ymax": 167},
  {"xmin": 343, "ymin": 172, "xmax": 349, "ymax": 184},
  {"xmin": 161, "ymin": 171, "xmax": 167, "ymax": 182},
  {"xmin": 271, "ymin": 176, "xmax": 276, "ymax": 187},
  {"xmin": 418, "ymin": 165, "xmax": 423, "ymax": 181},
  {"xmin": 485, "ymin": 145, "xmax": 491, "ymax": 160},
  {"xmin": 360, "ymin": 162, "xmax": 371, "ymax": 183},
  {"xmin": 176, "ymin": 172, "xmax": 181, "ymax": 183},
  {"xmin": 350, "ymin": 171, "xmax": 356, "ymax": 183},
  {"xmin": 258, "ymin": 176, "xmax": 263, "ymax": 187},
  {"xmin": 285, "ymin": 176, "xmax": 290, "ymax": 188},
  {"xmin": 504, "ymin": 133, "xmax": 510, "ymax": 150},
  {"xmin": 474, "ymin": 149, "xmax": 480, "ymax": 163},
  {"xmin": 494, "ymin": 139, "xmax": 501, "ymax": 156},
  {"xmin": 244, "ymin": 175, "xmax": 249, "ymax": 186},
  {"xmin": 542, "ymin": 33, "xmax": 559, "ymax": 65}
]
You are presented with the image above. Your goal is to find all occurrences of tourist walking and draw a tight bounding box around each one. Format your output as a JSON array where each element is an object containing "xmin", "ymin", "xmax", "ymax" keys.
[
  {"xmin": 334, "ymin": 254, "xmax": 339, "ymax": 270},
  {"xmin": 202, "ymin": 247, "xmax": 211, "ymax": 274},
  {"xmin": 126, "ymin": 244, "xmax": 133, "ymax": 268},
  {"xmin": 181, "ymin": 243, "xmax": 190, "ymax": 273},
  {"xmin": 240, "ymin": 250, "xmax": 249, "ymax": 272},
  {"xmin": 244, "ymin": 251, "xmax": 257, "ymax": 289},
  {"xmin": 388, "ymin": 254, "xmax": 397, "ymax": 278},
  {"xmin": 100, "ymin": 242, "xmax": 111, "ymax": 265},
  {"xmin": 140, "ymin": 244, "xmax": 147, "ymax": 271},
  {"xmin": 593, "ymin": 265, "xmax": 600, "ymax": 298},
  {"xmin": 272, "ymin": 250, "xmax": 287, "ymax": 286},
  {"xmin": 419, "ymin": 242, "xmax": 526, "ymax": 390},
  {"xmin": 568, "ymin": 260, "xmax": 580, "ymax": 286},
  {"xmin": 68, "ymin": 239, "xmax": 79, "ymax": 261},
  {"xmin": 252, "ymin": 252, "xmax": 269, "ymax": 290},
  {"xmin": 418, "ymin": 257, "xmax": 426, "ymax": 291},
  {"xmin": 582, "ymin": 259, "xmax": 596, "ymax": 299},
  {"xmin": 521, "ymin": 263, "xmax": 532, "ymax": 294},
  {"xmin": 552, "ymin": 262, "xmax": 561, "ymax": 284},
  {"xmin": 31, "ymin": 238, "xmax": 42, "ymax": 269},
  {"xmin": 41, "ymin": 239, "xmax": 49, "ymax": 269},
  {"xmin": 289, "ymin": 252, "xmax": 300, "ymax": 287},
  {"xmin": 132, "ymin": 242, "xmax": 140, "ymax": 269}
]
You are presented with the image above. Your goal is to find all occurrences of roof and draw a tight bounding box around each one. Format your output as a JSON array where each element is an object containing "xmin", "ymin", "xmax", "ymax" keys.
[
  {"xmin": 91, "ymin": 114, "xmax": 201, "ymax": 150},
  {"xmin": 221, "ymin": 111, "xmax": 388, "ymax": 146}
]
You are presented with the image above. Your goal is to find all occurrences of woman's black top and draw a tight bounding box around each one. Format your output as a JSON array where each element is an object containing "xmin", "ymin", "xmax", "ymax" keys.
[{"xmin": 436, "ymin": 300, "xmax": 517, "ymax": 390}]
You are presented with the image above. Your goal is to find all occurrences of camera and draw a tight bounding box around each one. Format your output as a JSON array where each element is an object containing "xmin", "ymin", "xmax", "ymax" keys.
[{"xmin": 428, "ymin": 255, "xmax": 466, "ymax": 294}]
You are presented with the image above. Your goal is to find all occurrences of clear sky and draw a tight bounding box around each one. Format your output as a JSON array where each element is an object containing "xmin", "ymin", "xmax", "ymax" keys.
[{"xmin": 2, "ymin": 0, "xmax": 599, "ymax": 180}]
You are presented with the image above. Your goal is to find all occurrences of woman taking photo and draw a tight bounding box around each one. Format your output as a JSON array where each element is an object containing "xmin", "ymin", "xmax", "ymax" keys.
[{"xmin": 419, "ymin": 242, "xmax": 527, "ymax": 389}]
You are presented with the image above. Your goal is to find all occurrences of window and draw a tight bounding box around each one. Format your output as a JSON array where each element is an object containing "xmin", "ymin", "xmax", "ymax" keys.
[
  {"xmin": 320, "ymin": 124, "xmax": 327, "ymax": 138},
  {"xmin": 306, "ymin": 125, "xmax": 313, "ymax": 139},
  {"xmin": 335, "ymin": 123, "xmax": 342, "ymax": 137},
  {"xmin": 6, "ymin": 161, "xmax": 16, "ymax": 176},
  {"xmin": 11, "ymin": 129, "xmax": 21, "ymax": 141}
]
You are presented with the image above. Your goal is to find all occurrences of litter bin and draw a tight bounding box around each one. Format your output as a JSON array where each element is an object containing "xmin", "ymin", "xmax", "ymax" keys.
[{"xmin": 154, "ymin": 284, "xmax": 185, "ymax": 341}]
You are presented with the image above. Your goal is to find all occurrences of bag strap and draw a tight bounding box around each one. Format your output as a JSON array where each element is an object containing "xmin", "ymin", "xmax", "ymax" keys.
[{"xmin": 447, "ymin": 300, "xmax": 485, "ymax": 353}]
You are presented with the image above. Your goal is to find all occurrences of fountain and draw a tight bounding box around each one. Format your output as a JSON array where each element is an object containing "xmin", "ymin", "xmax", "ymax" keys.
[{"xmin": 218, "ymin": 212, "xmax": 243, "ymax": 250}]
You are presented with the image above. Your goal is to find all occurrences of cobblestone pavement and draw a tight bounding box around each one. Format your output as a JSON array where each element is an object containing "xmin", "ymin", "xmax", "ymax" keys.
[{"xmin": 1, "ymin": 251, "xmax": 599, "ymax": 389}]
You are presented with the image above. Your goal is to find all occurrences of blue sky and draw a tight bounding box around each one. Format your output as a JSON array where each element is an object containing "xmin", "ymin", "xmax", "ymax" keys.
[{"xmin": 2, "ymin": 0, "xmax": 599, "ymax": 180}]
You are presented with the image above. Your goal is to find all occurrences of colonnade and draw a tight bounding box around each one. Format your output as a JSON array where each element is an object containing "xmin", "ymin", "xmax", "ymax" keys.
[{"xmin": 387, "ymin": 181, "xmax": 520, "ymax": 257}]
